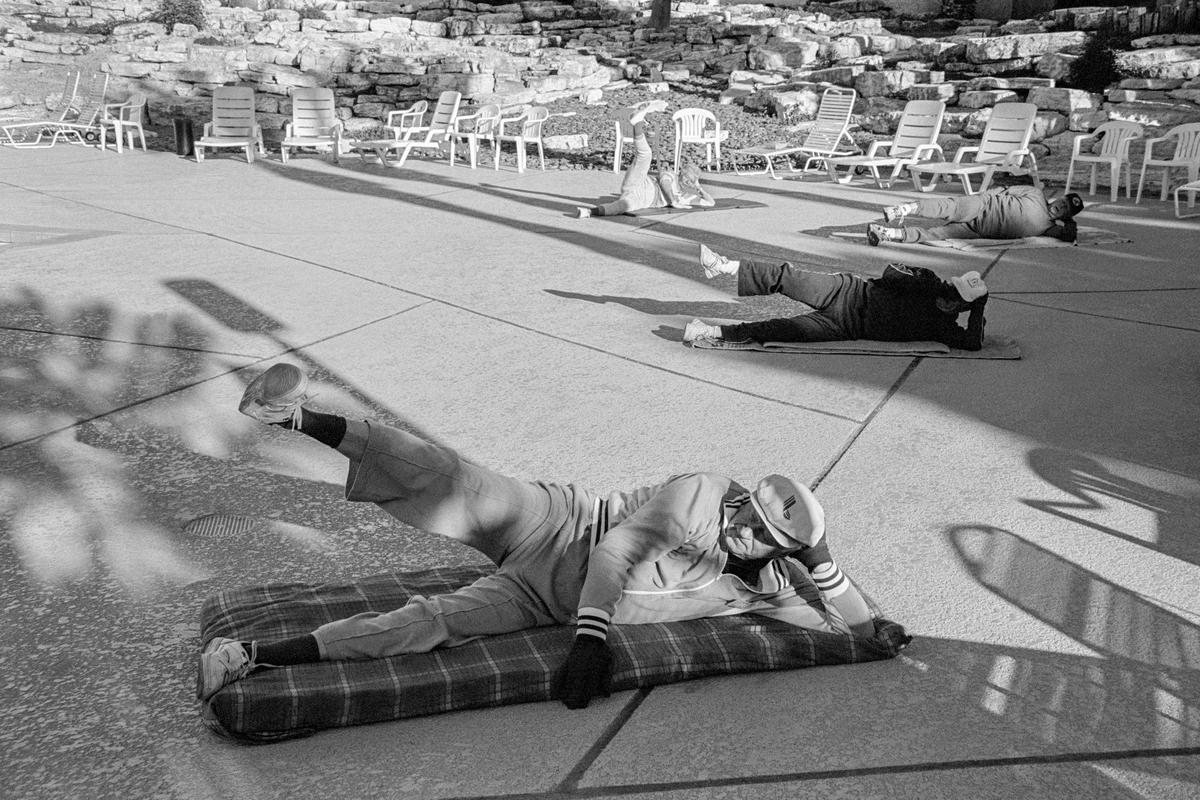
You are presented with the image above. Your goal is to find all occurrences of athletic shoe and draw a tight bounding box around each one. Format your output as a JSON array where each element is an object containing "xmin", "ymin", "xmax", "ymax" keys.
[
  {"xmin": 699, "ymin": 244, "xmax": 736, "ymax": 279},
  {"xmin": 683, "ymin": 319, "xmax": 721, "ymax": 343},
  {"xmin": 883, "ymin": 202, "xmax": 919, "ymax": 223},
  {"xmin": 576, "ymin": 206, "xmax": 593, "ymax": 218},
  {"xmin": 866, "ymin": 223, "xmax": 902, "ymax": 246},
  {"xmin": 197, "ymin": 638, "xmax": 258, "ymax": 702},
  {"xmin": 238, "ymin": 363, "xmax": 310, "ymax": 428},
  {"xmin": 627, "ymin": 99, "xmax": 669, "ymax": 126}
]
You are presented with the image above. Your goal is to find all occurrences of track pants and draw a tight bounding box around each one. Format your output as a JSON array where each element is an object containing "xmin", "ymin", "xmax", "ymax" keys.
[{"xmin": 719, "ymin": 260, "xmax": 869, "ymax": 343}]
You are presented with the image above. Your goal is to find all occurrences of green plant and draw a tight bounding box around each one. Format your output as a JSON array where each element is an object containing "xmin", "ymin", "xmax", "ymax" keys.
[
  {"xmin": 152, "ymin": 0, "xmax": 206, "ymax": 30},
  {"xmin": 1065, "ymin": 24, "xmax": 1131, "ymax": 93},
  {"xmin": 298, "ymin": 5, "xmax": 327, "ymax": 21}
]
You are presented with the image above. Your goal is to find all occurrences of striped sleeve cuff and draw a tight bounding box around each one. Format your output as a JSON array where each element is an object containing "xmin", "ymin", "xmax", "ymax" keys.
[
  {"xmin": 575, "ymin": 607, "xmax": 611, "ymax": 641},
  {"xmin": 810, "ymin": 561, "xmax": 849, "ymax": 598}
]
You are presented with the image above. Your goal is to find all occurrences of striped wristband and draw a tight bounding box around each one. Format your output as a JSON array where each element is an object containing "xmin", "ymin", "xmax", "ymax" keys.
[
  {"xmin": 810, "ymin": 561, "xmax": 849, "ymax": 598},
  {"xmin": 575, "ymin": 607, "xmax": 611, "ymax": 641}
]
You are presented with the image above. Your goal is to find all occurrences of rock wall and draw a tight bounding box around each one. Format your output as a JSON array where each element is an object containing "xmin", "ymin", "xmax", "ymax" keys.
[{"xmin": 2, "ymin": 0, "xmax": 1199, "ymax": 150}]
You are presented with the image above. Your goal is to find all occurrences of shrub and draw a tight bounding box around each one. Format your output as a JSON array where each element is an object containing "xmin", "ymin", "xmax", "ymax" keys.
[
  {"xmin": 298, "ymin": 5, "xmax": 327, "ymax": 21},
  {"xmin": 152, "ymin": 0, "xmax": 206, "ymax": 31},
  {"xmin": 1065, "ymin": 25, "xmax": 1131, "ymax": 93}
]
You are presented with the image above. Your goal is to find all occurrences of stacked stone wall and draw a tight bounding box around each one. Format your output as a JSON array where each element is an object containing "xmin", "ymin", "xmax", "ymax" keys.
[{"xmin": 2, "ymin": 0, "xmax": 1198, "ymax": 153}]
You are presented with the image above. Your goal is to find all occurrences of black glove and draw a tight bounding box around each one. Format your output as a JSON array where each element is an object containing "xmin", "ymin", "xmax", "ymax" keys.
[
  {"xmin": 794, "ymin": 538, "xmax": 832, "ymax": 573},
  {"xmin": 555, "ymin": 636, "xmax": 613, "ymax": 710}
]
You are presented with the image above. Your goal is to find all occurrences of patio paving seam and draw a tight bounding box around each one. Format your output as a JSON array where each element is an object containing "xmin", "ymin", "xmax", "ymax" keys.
[{"xmin": 993, "ymin": 296, "xmax": 1200, "ymax": 333}]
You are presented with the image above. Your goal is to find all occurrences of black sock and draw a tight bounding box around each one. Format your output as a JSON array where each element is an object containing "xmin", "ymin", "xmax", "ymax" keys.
[
  {"xmin": 252, "ymin": 635, "xmax": 322, "ymax": 666},
  {"xmin": 279, "ymin": 408, "xmax": 346, "ymax": 448}
]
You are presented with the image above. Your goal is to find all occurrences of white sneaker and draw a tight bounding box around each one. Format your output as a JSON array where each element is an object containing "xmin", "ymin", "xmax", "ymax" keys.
[
  {"xmin": 238, "ymin": 363, "xmax": 310, "ymax": 428},
  {"xmin": 699, "ymin": 244, "xmax": 736, "ymax": 279},
  {"xmin": 576, "ymin": 206, "xmax": 593, "ymax": 218},
  {"xmin": 883, "ymin": 202, "xmax": 919, "ymax": 223},
  {"xmin": 197, "ymin": 638, "xmax": 258, "ymax": 702},
  {"xmin": 683, "ymin": 319, "xmax": 721, "ymax": 343}
]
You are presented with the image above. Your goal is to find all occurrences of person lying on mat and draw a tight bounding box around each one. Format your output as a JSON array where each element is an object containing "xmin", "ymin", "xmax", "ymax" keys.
[
  {"xmin": 575, "ymin": 100, "xmax": 714, "ymax": 218},
  {"xmin": 684, "ymin": 246, "xmax": 988, "ymax": 351},
  {"xmin": 199, "ymin": 364, "xmax": 875, "ymax": 710},
  {"xmin": 866, "ymin": 186, "xmax": 1084, "ymax": 246}
]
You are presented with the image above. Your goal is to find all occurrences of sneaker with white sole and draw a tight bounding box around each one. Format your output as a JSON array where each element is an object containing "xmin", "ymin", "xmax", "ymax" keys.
[
  {"xmin": 699, "ymin": 244, "xmax": 736, "ymax": 279},
  {"xmin": 883, "ymin": 202, "xmax": 920, "ymax": 223},
  {"xmin": 238, "ymin": 363, "xmax": 310, "ymax": 428},
  {"xmin": 683, "ymin": 319, "xmax": 722, "ymax": 343},
  {"xmin": 576, "ymin": 206, "xmax": 593, "ymax": 218},
  {"xmin": 197, "ymin": 638, "xmax": 258, "ymax": 702},
  {"xmin": 866, "ymin": 223, "xmax": 903, "ymax": 247}
]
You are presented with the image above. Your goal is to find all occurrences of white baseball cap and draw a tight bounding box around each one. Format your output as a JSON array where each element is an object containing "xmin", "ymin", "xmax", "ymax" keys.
[
  {"xmin": 949, "ymin": 271, "xmax": 987, "ymax": 302},
  {"xmin": 749, "ymin": 475, "xmax": 825, "ymax": 549}
]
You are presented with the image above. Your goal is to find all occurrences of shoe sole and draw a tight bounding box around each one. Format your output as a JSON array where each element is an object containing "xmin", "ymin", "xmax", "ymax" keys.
[
  {"xmin": 238, "ymin": 364, "xmax": 308, "ymax": 422},
  {"xmin": 196, "ymin": 637, "xmax": 233, "ymax": 702},
  {"xmin": 866, "ymin": 225, "xmax": 880, "ymax": 247}
]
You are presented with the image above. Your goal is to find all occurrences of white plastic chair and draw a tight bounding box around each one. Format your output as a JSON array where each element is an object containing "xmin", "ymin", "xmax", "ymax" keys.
[
  {"xmin": 1174, "ymin": 179, "xmax": 1200, "ymax": 218},
  {"xmin": 494, "ymin": 106, "xmax": 549, "ymax": 173},
  {"xmin": 385, "ymin": 100, "xmax": 428, "ymax": 141},
  {"xmin": 450, "ymin": 103, "xmax": 501, "ymax": 168},
  {"xmin": 672, "ymin": 107, "xmax": 727, "ymax": 172},
  {"xmin": 195, "ymin": 87, "xmax": 265, "ymax": 164},
  {"xmin": 280, "ymin": 87, "xmax": 342, "ymax": 164},
  {"xmin": 1065, "ymin": 121, "xmax": 1143, "ymax": 203},
  {"xmin": 100, "ymin": 93, "xmax": 148, "ymax": 153},
  {"xmin": 611, "ymin": 109, "xmax": 636, "ymax": 174},
  {"xmin": 825, "ymin": 100, "xmax": 945, "ymax": 188},
  {"xmin": 909, "ymin": 102, "xmax": 1039, "ymax": 195},
  {"xmin": 1135, "ymin": 122, "xmax": 1200, "ymax": 203},
  {"xmin": 3, "ymin": 72, "xmax": 108, "ymax": 148}
]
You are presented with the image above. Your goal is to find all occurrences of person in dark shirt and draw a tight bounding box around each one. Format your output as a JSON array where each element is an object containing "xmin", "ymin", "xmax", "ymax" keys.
[
  {"xmin": 684, "ymin": 245, "xmax": 988, "ymax": 351},
  {"xmin": 867, "ymin": 187, "xmax": 1084, "ymax": 246}
]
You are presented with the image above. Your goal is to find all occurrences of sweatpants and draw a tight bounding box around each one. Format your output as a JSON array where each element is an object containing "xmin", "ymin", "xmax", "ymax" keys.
[
  {"xmin": 597, "ymin": 122, "xmax": 669, "ymax": 215},
  {"xmin": 311, "ymin": 420, "xmax": 595, "ymax": 660},
  {"xmin": 719, "ymin": 260, "xmax": 869, "ymax": 343}
]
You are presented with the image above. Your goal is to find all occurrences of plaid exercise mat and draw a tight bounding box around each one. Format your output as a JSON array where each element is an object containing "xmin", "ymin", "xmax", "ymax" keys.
[
  {"xmin": 199, "ymin": 566, "xmax": 910, "ymax": 742},
  {"xmin": 803, "ymin": 221, "xmax": 1131, "ymax": 249},
  {"xmin": 689, "ymin": 334, "xmax": 1022, "ymax": 359}
]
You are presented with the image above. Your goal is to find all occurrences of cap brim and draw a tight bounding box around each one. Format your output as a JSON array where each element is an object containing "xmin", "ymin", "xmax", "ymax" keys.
[{"xmin": 747, "ymin": 491, "xmax": 797, "ymax": 548}]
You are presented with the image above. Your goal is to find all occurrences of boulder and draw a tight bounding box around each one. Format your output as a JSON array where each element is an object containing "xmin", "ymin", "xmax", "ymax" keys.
[
  {"xmin": 965, "ymin": 31, "xmax": 1088, "ymax": 63},
  {"xmin": 1116, "ymin": 47, "xmax": 1200, "ymax": 81},
  {"xmin": 958, "ymin": 89, "xmax": 1019, "ymax": 108},
  {"xmin": 1104, "ymin": 100, "xmax": 1200, "ymax": 129},
  {"xmin": 853, "ymin": 70, "xmax": 917, "ymax": 98},
  {"xmin": 750, "ymin": 40, "xmax": 820, "ymax": 70},
  {"xmin": 1036, "ymin": 52, "xmax": 1077, "ymax": 82},
  {"xmin": 908, "ymin": 82, "xmax": 958, "ymax": 102},
  {"xmin": 1027, "ymin": 87, "xmax": 1100, "ymax": 115}
]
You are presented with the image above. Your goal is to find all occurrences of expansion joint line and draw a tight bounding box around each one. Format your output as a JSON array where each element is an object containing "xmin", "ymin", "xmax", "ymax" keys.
[
  {"xmin": 811, "ymin": 358, "xmax": 922, "ymax": 491},
  {"xmin": 552, "ymin": 688, "xmax": 651, "ymax": 794}
]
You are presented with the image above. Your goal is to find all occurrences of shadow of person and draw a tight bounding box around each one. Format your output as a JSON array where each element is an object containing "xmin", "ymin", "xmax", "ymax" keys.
[
  {"xmin": 544, "ymin": 289, "xmax": 751, "ymax": 319},
  {"xmin": 1022, "ymin": 448, "xmax": 1200, "ymax": 566}
]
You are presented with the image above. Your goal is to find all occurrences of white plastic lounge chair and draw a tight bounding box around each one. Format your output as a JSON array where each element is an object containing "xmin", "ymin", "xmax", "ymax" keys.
[
  {"xmin": 673, "ymin": 107, "xmax": 727, "ymax": 172},
  {"xmin": 1135, "ymin": 122, "xmax": 1200, "ymax": 204},
  {"xmin": 195, "ymin": 87, "xmax": 265, "ymax": 164},
  {"xmin": 279, "ymin": 87, "xmax": 342, "ymax": 164},
  {"xmin": 3, "ymin": 72, "xmax": 106, "ymax": 148},
  {"xmin": 1065, "ymin": 121, "xmax": 1143, "ymax": 203},
  {"xmin": 100, "ymin": 93, "xmax": 148, "ymax": 153},
  {"xmin": 824, "ymin": 100, "xmax": 945, "ymax": 188},
  {"xmin": 0, "ymin": 69, "xmax": 79, "ymax": 144},
  {"xmin": 908, "ymin": 102, "xmax": 1039, "ymax": 195},
  {"xmin": 382, "ymin": 90, "xmax": 460, "ymax": 168},
  {"xmin": 450, "ymin": 103, "xmax": 501, "ymax": 168},
  {"xmin": 730, "ymin": 88, "xmax": 860, "ymax": 177},
  {"xmin": 494, "ymin": 105, "xmax": 549, "ymax": 173}
]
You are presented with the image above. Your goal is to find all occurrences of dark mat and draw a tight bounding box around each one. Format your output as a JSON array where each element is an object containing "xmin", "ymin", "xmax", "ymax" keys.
[
  {"xmin": 690, "ymin": 334, "xmax": 1021, "ymax": 359},
  {"xmin": 199, "ymin": 565, "xmax": 910, "ymax": 742}
]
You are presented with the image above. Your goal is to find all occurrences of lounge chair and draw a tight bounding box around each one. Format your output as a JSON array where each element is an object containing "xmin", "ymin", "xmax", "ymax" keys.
[
  {"xmin": 1064, "ymin": 120, "xmax": 1143, "ymax": 203},
  {"xmin": 279, "ymin": 87, "xmax": 342, "ymax": 164},
  {"xmin": 0, "ymin": 68, "xmax": 79, "ymax": 144},
  {"xmin": 1135, "ymin": 122, "xmax": 1200, "ymax": 204},
  {"xmin": 824, "ymin": 100, "xmax": 945, "ymax": 188},
  {"xmin": 2, "ymin": 72, "xmax": 107, "ymax": 148},
  {"xmin": 100, "ymin": 93, "xmax": 148, "ymax": 153},
  {"xmin": 908, "ymin": 102, "xmax": 1039, "ymax": 195},
  {"xmin": 195, "ymin": 87, "xmax": 265, "ymax": 164},
  {"xmin": 673, "ymin": 107, "xmax": 727, "ymax": 172},
  {"xmin": 731, "ymin": 88, "xmax": 860, "ymax": 177}
]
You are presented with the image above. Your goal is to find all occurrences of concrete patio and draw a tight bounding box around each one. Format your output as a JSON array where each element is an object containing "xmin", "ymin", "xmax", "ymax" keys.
[{"xmin": 2, "ymin": 140, "xmax": 1198, "ymax": 800}]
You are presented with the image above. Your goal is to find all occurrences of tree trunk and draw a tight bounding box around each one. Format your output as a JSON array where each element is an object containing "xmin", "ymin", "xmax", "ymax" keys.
[{"xmin": 651, "ymin": 0, "xmax": 671, "ymax": 32}]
